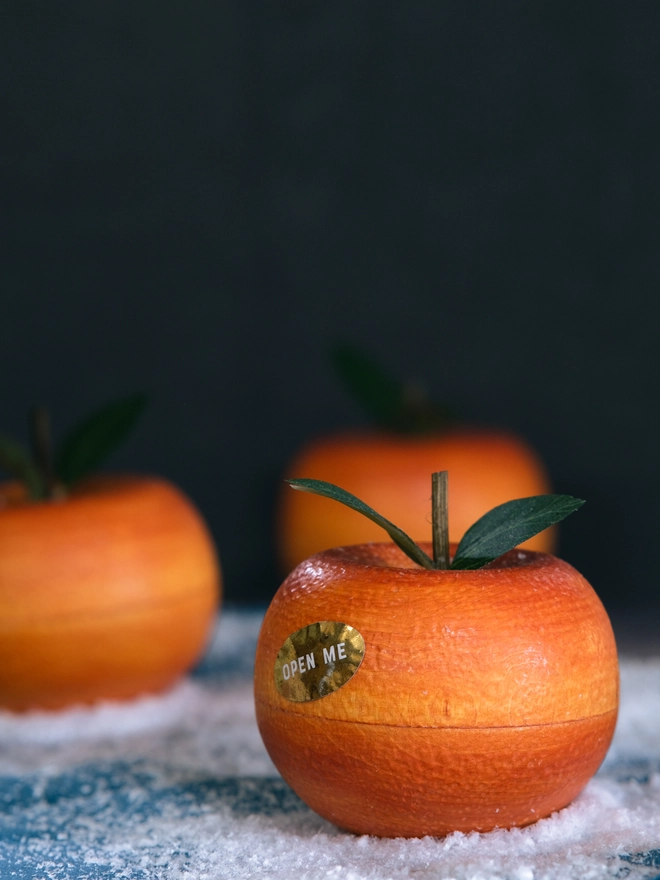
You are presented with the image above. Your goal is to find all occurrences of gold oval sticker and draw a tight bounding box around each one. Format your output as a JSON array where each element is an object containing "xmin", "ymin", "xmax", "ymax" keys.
[{"xmin": 274, "ymin": 621, "xmax": 365, "ymax": 703}]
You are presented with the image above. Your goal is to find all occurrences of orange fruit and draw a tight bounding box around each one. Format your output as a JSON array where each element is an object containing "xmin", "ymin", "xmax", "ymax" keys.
[
  {"xmin": 0, "ymin": 475, "xmax": 220, "ymax": 710},
  {"xmin": 255, "ymin": 542, "xmax": 618, "ymax": 837},
  {"xmin": 278, "ymin": 429, "xmax": 553, "ymax": 573}
]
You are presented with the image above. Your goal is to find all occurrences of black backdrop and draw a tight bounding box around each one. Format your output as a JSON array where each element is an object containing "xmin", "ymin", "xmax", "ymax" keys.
[{"xmin": 3, "ymin": 2, "xmax": 660, "ymax": 610}]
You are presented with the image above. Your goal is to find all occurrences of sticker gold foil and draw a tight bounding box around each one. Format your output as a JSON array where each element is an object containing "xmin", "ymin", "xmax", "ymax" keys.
[{"xmin": 274, "ymin": 621, "xmax": 365, "ymax": 703}]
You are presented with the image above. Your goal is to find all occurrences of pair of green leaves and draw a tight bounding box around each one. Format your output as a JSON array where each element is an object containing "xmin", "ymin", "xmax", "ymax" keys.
[
  {"xmin": 288, "ymin": 478, "xmax": 584, "ymax": 570},
  {"xmin": 0, "ymin": 394, "xmax": 147, "ymax": 499}
]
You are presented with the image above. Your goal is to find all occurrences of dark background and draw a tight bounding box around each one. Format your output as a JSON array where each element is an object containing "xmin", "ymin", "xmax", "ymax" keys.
[{"xmin": 2, "ymin": 2, "xmax": 659, "ymax": 613}]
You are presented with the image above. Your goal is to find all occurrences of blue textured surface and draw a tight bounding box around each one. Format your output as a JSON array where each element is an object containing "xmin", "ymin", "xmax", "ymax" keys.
[
  {"xmin": 1, "ymin": 613, "xmax": 659, "ymax": 880},
  {"xmin": 0, "ymin": 763, "xmax": 308, "ymax": 880}
]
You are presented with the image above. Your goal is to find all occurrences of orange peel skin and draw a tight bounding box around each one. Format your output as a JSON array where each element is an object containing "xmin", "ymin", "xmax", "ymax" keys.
[
  {"xmin": 0, "ymin": 475, "xmax": 221, "ymax": 710},
  {"xmin": 255, "ymin": 543, "xmax": 618, "ymax": 838}
]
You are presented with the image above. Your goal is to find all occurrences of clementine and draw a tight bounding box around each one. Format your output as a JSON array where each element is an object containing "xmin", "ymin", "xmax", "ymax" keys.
[
  {"xmin": 0, "ymin": 475, "xmax": 220, "ymax": 710},
  {"xmin": 254, "ymin": 541, "xmax": 618, "ymax": 837},
  {"xmin": 278, "ymin": 429, "xmax": 553, "ymax": 573}
]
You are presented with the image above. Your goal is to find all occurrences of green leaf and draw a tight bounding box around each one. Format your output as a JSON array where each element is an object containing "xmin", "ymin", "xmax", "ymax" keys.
[
  {"xmin": 450, "ymin": 495, "xmax": 585, "ymax": 570},
  {"xmin": 0, "ymin": 433, "xmax": 45, "ymax": 499},
  {"xmin": 287, "ymin": 478, "xmax": 435, "ymax": 570},
  {"xmin": 331, "ymin": 343, "xmax": 455, "ymax": 434},
  {"xmin": 57, "ymin": 393, "xmax": 148, "ymax": 486},
  {"xmin": 332, "ymin": 343, "xmax": 407, "ymax": 430}
]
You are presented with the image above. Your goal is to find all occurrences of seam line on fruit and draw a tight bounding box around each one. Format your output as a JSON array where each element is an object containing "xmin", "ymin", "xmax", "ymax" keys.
[
  {"xmin": 0, "ymin": 592, "xmax": 213, "ymax": 629},
  {"xmin": 255, "ymin": 700, "xmax": 617, "ymax": 731}
]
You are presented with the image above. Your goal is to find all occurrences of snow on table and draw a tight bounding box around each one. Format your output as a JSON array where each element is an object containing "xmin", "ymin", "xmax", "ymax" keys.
[{"xmin": 0, "ymin": 610, "xmax": 659, "ymax": 880}]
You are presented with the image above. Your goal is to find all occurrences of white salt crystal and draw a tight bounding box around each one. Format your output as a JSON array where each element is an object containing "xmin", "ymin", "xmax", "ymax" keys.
[{"xmin": 0, "ymin": 610, "xmax": 659, "ymax": 879}]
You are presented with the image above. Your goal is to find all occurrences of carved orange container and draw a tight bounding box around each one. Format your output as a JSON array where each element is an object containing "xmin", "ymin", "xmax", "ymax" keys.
[
  {"xmin": 0, "ymin": 475, "xmax": 220, "ymax": 710},
  {"xmin": 255, "ymin": 543, "xmax": 618, "ymax": 837}
]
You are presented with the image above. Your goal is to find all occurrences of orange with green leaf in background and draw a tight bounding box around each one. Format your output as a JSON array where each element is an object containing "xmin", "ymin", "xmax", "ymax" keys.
[
  {"xmin": 277, "ymin": 345, "xmax": 553, "ymax": 573},
  {"xmin": 0, "ymin": 397, "xmax": 220, "ymax": 710}
]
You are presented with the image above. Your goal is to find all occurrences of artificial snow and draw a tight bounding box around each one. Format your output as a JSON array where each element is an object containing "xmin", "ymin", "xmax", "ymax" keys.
[{"xmin": 0, "ymin": 610, "xmax": 659, "ymax": 880}]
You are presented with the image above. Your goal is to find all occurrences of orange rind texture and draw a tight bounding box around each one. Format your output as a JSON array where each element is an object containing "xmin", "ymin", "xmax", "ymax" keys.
[
  {"xmin": 255, "ymin": 544, "xmax": 619, "ymax": 837},
  {"xmin": 0, "ymin": 476, "xmax": 220, "ymax": 710}
]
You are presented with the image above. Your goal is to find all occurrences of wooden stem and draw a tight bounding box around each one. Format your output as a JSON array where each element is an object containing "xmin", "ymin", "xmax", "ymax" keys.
[{"xmin": 432, "ymin": 471, "xmax": 450, "ymax": 570}]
